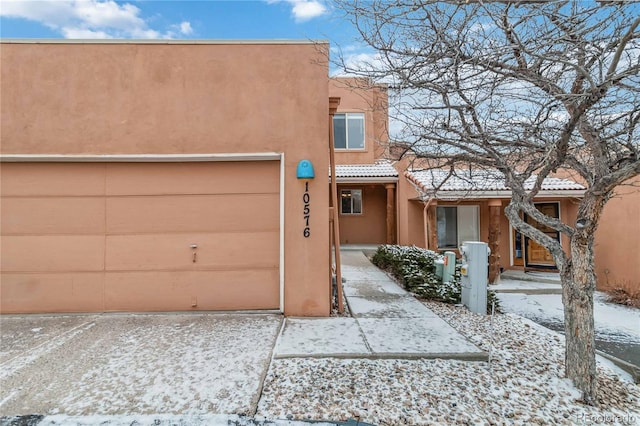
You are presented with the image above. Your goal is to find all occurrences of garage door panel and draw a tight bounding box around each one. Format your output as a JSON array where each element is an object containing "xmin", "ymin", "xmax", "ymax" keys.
[
  {"xmin": 105, "ymin": 270, "xmax": 279, "ymax": 311},
  {"xmin": 105, "ymin": 232, "xmax": 278, "ymax": 271},
  {"xmin": 106, "ymin": 162, "xmax": 279, "ymax": 196},
  {"xmin": 1, "ymin": 197, "xmax": 105, "ymax": 235},
  {"xmin": 0, "ymin": 163, "xmax": 105, "ymax": 196},
  {"xmin": 1, "ymin": 160, "xmax": 280, "ymax": 313},
  {"xmin": 1, "ymin": 236, "xmax": 105, "ymax": 272},
  {"xmin": 106, "ymin": 194, "xmax": 278, "ymax": 234},
  {"xmin": 0, "ymin": 273, "xmax": 104, "ymax": 313}
]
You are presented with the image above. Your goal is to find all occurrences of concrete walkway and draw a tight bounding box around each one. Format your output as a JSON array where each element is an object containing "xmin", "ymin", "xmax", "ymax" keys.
[
  {"xmin": 491, "ymin": 278, "xmax": 563, "ymax": 295},
  {"xmin": 274, "ymin": 251, "xmax": 486, "ymax": 360}
]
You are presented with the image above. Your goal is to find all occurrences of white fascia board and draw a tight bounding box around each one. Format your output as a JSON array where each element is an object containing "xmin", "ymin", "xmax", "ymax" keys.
[
  {"xmin": 0, "ymin": 153, "xmax": 282, "ymax": 162},
  {"xmin": 1, "ymin": 39, "xmax": 327, "ymax": 46},
  {"xmin": 279, "ymin": 153, "xmax": 285, "ymax": 314}
]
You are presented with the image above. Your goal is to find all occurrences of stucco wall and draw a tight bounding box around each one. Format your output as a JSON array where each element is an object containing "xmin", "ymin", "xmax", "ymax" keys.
[
  {"xmin": 0, "ymin": 41, "xmax": 330, "ymax": 316},
  {"xmin": 595, "ymin": 180, "xmax": 640, "ymax": 292},
  {"xmin": 329, "ymin": 78, "xmax": 388, "ymax": 165},
  {"xmin": 338, "ymin": 184, "xmax": 387, "ymax": 244}
]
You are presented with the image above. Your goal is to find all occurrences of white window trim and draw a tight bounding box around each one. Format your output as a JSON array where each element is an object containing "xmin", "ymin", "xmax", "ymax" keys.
[
  {"xmin": 340, "ymin": 189, "xmax": 363, "ymax": 215},
  {"xmin": 333, "ymin": 112, "xmax": 366, "ymax": 151}
]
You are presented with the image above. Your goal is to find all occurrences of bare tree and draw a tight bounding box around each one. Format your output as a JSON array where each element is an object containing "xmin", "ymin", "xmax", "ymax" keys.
[{"xmin": 333, "ymin": 0, "xmax": 640, "ymax": 404}]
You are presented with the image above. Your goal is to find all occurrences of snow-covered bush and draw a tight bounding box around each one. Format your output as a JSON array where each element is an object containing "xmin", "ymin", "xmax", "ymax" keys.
[
  {"xmin": 372, "ymin": 245, "xmax": 456, "ymax": 301},
  {"xmin": 372, "ymin": 244, "xmax": 500, "ymax": 311}
]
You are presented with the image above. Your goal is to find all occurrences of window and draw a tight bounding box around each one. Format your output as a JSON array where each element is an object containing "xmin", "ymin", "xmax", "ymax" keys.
[
  {"xmin": 436, "ymin": 206, "xmax": 479, "ymax": 248},
  {"xmin": 333, "ymin": 113, "xmax": 365, "ymax": 149},
  {"xmin": 340, "ymin": 189, "xmax": 362, "ymax": 214}
]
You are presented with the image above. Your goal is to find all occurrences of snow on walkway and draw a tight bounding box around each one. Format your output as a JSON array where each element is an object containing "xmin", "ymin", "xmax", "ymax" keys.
[
  {"xmin": 498, "ymin": 291, "xmax": 640, "ymax": 343},
  {"xmin": 275, "ymin": 251, "xmax": 484, "ymax": 359},
  {"xmin": 258, "ymin": 303, "xmax": 640, "ymax": 426}
]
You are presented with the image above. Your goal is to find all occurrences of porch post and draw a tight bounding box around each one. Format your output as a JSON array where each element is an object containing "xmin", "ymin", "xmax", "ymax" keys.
[
  {"xmin": 488, "ymin": 199, "xmax": 502, "ymax": 284},
  {"xmin": 385, "ymin": 183, "xmax": 396, "ymax": 244},
  {"xmin": 427, "ymin": 202, "xmax": 439, "ymax": 252},
  {"xmin": 329, "ymin": 96, "xmax": 343, "ymax": 313}
]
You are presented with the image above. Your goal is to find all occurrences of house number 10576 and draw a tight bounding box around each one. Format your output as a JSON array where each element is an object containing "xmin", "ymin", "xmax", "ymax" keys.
[{"xmin": 303, "ymin": 181, "xmax": 310, "ymax": 238}]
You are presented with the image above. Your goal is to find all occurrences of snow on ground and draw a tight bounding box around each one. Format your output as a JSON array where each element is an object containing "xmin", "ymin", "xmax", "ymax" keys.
[
  {"xmin": 497, "ymin": 291, "xmax": 640, "ymax": 343},
  {"xmin": 1, "ymin": 314, "xmax": 281, "ymax": 417},
  {"xmin": 257, "ymin": 303, "xmax": 640, "ymax": 426},
  {"xmin": 357, "ymin": 317, "xmax": 483, "ymax": 355},
  {"xmin": 346, "ymin": 296, "xmax": 436, "ymax": 318},
  {"xmin": 33, "ymin": 414, "xmax": 338, "ymax": 425},
  {"xmin": 491, "ymin": 278, "xmax": 561, "ymax": 292},
  {"xmin": 0, "ymin": 316, "xmax": 92, "ymax": 364},
  {"xmin": 275, "ymin": 318, "xmax": 369, "ymax": 357}
]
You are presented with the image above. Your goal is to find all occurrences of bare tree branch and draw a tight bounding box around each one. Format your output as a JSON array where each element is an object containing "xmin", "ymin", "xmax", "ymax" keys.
[{"xmin": 333, "ymin": 0, "xmax": 640, "ymax": 405}]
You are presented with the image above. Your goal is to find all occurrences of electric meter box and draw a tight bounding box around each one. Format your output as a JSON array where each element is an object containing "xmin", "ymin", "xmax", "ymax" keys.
[
  {"xmin": 459, "ymin": 241, "xmax": 490, "ymax": 315},
  {"xmin": 442, "ymin": 251, "xmax": 457, "ymax": 283}
]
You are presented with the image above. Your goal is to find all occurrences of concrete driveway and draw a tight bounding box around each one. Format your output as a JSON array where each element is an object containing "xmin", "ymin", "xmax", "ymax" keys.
[
  {"xmin": 1, "ymin": 313, "xmax": 282, "ymax": 417},
  {"xmin": 1, "ymin": 250, "xmax": 487, "ymax": 424}
]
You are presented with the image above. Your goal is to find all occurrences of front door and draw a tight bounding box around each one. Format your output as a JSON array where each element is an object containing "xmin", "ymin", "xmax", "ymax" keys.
[{"xmin": 524, "ymin": 203, "xmax": 560, "ymax": 269}]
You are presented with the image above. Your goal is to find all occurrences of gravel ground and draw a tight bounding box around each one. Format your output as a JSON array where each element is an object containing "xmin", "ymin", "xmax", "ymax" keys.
[{"xmin": 257, "ymin": 302, "xmax": 640, "ymax": 425}]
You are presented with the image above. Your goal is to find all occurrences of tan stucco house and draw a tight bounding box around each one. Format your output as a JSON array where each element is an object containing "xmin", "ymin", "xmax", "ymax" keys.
[
  {"xmin": 0, "ymin": 40, "xmax": 331, "ymax": 315},
  {"xmin": 1, "ymin": 41, "xmax": 636, "ymax": 316},
  {"xmin": 329, "ymin": 78, "xmax": 638, "ymax": 292}
]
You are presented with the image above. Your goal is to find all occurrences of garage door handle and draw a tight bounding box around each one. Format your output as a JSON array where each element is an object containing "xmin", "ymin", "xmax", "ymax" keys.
[{"xmin": 190, "ymin": 244, "xmax": 198, "ymax": 263}]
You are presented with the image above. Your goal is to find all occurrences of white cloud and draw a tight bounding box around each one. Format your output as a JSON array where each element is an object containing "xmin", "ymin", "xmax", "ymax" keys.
[
  {"xmin": 0, "ymin": 0, "xmax": 190, "ymax": 39},
  {"xmin": 267, "ymin": 0, "xmax": 328, "ymax": 22},
  {"xmin": 179, "ymin": 21, "xmax": 193, "ymax": 35},
  {"xmin": 290, "ymin": 0, "xmax": 326, "ymax": 22},
  {"xmin": 333, "ymin": 51, "xmax": 388, "ymax": 77},
  {"xmin": 61, "ymin": 27, "xmax": 113, "ymax": 39}
]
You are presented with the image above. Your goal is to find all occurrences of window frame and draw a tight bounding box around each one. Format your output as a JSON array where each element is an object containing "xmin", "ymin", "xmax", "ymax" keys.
[
  {"xmin": 436, "ymin": 205, "xmax": 480, "ymax": 249},
  {"xmin": 340, "ymin": 189, "xmax": 363, "ymax": 215},
  {"xmin": 333, "ymin": 112, "xmax": 366, "ymax": 151}
]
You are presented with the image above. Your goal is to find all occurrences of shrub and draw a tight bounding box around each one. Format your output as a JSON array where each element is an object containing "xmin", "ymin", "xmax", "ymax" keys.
[
  {"xmin": 372, "ymin": 244, "xmax": 500, "ymax": 312},
  {"xmin": 606, "ymin": 287, "xmax": 640, "ymax": 309}
]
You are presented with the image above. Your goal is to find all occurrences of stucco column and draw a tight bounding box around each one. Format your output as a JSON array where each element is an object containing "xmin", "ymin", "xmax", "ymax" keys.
[
  {"xmin": 488, "ymin": 199, "xmax": 502, "ymax": 284},
  {"xmin": 385, "ymin": 183, "xmax": 396, "ymax": 244}
]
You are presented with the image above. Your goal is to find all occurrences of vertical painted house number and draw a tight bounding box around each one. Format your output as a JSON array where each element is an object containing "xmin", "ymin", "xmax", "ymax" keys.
[{"xmin": 303, "ymin": 181, "xmax": 311, "ymax": 237}]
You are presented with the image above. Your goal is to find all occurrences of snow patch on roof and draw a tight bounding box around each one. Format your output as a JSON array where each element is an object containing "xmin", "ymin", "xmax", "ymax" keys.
[
  {"xmin": 406, "ymin": 169, "xmax": 585, "ymax": 194},
  {"xmin": 331, "ymin": 160, "xmax": 399, "ymax": 178}
]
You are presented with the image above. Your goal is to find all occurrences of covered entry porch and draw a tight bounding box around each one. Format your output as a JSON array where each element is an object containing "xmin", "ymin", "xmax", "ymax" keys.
[
  {"xmin": 404, "ymin": 169, "xmax": 585, "ymax": 283},
  {"xmin": 331, "ymin": 161, "xmax": 399, "ymax": 245}
]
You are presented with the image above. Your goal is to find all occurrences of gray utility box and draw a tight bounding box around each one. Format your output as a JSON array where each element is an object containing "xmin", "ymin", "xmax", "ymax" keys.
[
  {"xmin": 460, "ymin": 241, "xmax": 490, "ymax": 315},
  {"xmin": 435, "ymin": 251, "xmax": 456, "ymax": 283}
]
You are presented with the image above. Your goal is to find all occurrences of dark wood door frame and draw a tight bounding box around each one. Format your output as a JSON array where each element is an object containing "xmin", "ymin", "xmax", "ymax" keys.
[{"xmin": 523, "ymin": 202, "xmax": 560, "ymax": 270}]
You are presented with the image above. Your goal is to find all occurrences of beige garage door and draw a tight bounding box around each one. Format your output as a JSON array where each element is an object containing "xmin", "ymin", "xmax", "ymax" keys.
[{"xmin": 0, "ymin": 161, "xmax": 280, "ymax": 313}]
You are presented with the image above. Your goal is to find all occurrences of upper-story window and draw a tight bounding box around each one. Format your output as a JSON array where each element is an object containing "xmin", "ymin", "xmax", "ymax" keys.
[{"xmin": 333, "ymin": 113, "xmax": 365, "ymax": 150}]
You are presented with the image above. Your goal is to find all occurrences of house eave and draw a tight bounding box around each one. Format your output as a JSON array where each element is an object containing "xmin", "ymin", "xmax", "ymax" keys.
[
  {"xmin": 0, "ymin": 39, "xmax": 328, "ymax": 46},
  {"xmin": 0, "ymin": 153, "xmax": 283, "ymax": 162},
  {"xmin": 333, "ymin": 177, "xmax": 399, "ymax": 184},
  {"xmin": 415, "ymin": 189, "xmax": 585, "ymax": 201}
]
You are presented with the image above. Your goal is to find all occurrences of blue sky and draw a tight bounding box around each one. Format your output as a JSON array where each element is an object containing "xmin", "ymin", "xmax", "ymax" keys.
[
  {"xmin": 0, "ymin": 0, "xmax": 373, "ymax": 74},
  {"xmin": 0, "ymin": 1, "xmax": 361, "ymax": 50}
]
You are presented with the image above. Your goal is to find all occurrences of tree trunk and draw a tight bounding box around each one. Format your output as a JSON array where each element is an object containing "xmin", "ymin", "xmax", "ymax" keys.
[{"xmin": 561, "ymin": 235, "xmax": 597, "ymax": 405}]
